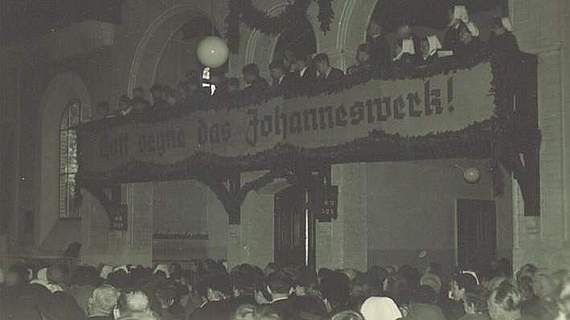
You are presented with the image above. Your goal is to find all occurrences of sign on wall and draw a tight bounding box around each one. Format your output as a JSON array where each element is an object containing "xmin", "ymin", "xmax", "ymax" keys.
[{"xmin": 79, "ymin": 63, "xmax": 495, "ymax": 178}]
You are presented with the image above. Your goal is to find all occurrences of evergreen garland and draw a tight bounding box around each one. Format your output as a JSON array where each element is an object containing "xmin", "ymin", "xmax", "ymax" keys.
[{"xmin": 225, "ymin": 0, "xmax": 334, "ymax": 51}]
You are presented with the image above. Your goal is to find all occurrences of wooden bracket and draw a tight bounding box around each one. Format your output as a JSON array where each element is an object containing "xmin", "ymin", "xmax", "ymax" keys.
[{"xmin": 195, "ymin": 170, "xmax": 280, "ymax": 225}]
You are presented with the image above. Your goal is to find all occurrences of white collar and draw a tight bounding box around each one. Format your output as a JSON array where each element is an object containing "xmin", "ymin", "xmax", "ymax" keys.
[
  {"xmin": 300, "ymin": 66, "xmax": 308, "ymax": 77},
  {"xmin": 271, "ymin": 296, "xmax": 289, "ymax": 303},
  {"xmin": 278, "ymin": 74, "xmax": 285, "ymax": 85},
  {"xmin": 324, "ymin": 67, "xmax": 332, "ymax": 79}
]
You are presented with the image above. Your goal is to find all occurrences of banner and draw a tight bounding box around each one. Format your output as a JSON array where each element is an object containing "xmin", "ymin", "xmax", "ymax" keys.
[{"xmin": 79, "ymin": 63, "xmax": 495, "ymax": 176}]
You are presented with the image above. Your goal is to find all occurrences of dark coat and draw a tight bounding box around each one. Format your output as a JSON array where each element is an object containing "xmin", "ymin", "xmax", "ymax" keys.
[
  {"xmin": 367, "ymin": 34, "xmax": 393, "ymax": 74},
  {"xmin": 318, "ymin": 67, "xmax": 345, "ymax": 87},
  {"xmin": 187, "ymin": 301, "xmax": 231, "ymax": 320},
  {"xmin": 272, "ymin": 73, "xmax": 298, "ymax": 94},
  {"xmin": 271, "ymin": 297, "xmax": 300, "ymax": 320}
]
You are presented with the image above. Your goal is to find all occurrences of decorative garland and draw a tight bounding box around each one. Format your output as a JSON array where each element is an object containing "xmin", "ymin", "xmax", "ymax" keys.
[
  {"xmin": 225, "ymin": 0, "xmax": 334, "ymax": 51},
  {"xmin": 317, "ymin": 0, "xmax": 335, "ymax": 34}
]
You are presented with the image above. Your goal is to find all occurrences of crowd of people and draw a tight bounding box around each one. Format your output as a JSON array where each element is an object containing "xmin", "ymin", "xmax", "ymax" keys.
[
  {"xmin": 0, "ymin": 257, "xmax": 569, "ymax": 320},
  {"xmin": 94, "ymin": 6, "xmax": 520, "ymax": 120}
]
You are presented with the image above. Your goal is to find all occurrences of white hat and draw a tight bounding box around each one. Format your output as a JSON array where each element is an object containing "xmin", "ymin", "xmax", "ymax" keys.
[
  {"xmin": 113, "ymin": 265, "xmax": 130, "ymax": 274},
  {"xmin": 427, "ymin": 35, "xmax": 442, "ymax": 57},
  {"xmin": 153, "ymin": 264, "xmax": 170, "ymax": 278},
  {"xmin": 466, "ymin": 22, "xmax": 480, "ymax": 37},
  {"xmin": 37, "ymin": 268, "xmax": 49, "ymax": 281},
  {"xmin": 501, "ymin": 17, "xmax": 514, "ymax": 32},
  {"xmin": 394, "ymin": 39, "xmax": 416, "ymax": 61},
  {"xmin": 100, "ymin": 265, "xmax": 114, "ymax": 279},
  {"xmin": 360, "ymin": 297, "xmax": 402, "ymax": 320},
  {"xmin": 453, "ymin": 5, "xmax": 470, "ymax": 23}
]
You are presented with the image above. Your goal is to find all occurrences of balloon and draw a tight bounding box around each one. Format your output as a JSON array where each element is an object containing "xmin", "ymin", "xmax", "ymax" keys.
[
  {"xmin": 463, "ymin": 167, "xmax": 481, "ymax": 184},
  {"xmin": 196, "ymin": 36, "xmax": 229, "ymax": 68}
]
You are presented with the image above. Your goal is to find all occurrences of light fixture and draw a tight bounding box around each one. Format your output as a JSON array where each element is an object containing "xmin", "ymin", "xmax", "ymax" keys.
[
  {"xmin": 454, "ymin": 165, "xmax": 481, "ymax": 184},
  {"xmin": 196, "ymin": 2, "xmax": 229, "ymax": 68},
  {"xmin": 197, "ymin": 36, "xmax": 229, "ymax": 68}
]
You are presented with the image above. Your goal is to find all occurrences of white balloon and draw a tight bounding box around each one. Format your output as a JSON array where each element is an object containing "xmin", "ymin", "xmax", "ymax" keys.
[
  {"xmin": 463, "ymin": 167, "xmax": 481, "ymax": 184},
  {"xmin": 196, "ymin": 36, "xmax": 229, "ymax": 68}
]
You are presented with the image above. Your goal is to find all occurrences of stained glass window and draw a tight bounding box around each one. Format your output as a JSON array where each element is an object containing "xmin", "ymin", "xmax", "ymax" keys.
[{"xmin": 59, "ymin": 99, "xmax": 82, "ymax": 218}]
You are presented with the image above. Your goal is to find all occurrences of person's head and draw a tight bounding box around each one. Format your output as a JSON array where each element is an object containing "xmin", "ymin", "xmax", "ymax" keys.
[
  {"xmin": 397, "ymin": 24, "xmax": 413, "ymax": 40},
  {"xmin": 356, "ymin": 43, "xmax": 370, "ymax": 65},
  {"xmin": 488, "ymin": 281, "xmax": 522, "ymax": 320},
  {"xmin": 233, "ymin": 304, "xmax": 256, "ymax": 320},
  {"xmin": 264, "ymin": 262, "xmax": 279, "ymax": 276},
  {"xmin": 150, "ymin": 84, "xmax": 163, "ymax": 100},
  {"xmin": 383, "ymin": 274, "xmax": 411, "ymax": 306},
  {"xmin": 517, "ymin": 264, "xmax": 538, "ymax": 282},
  {"xmin": 227, "ymin": 78, "xmax": 240, "ymax": 92},
  {"xmin": 266, "ymin": 270, "xmax": 293, "ymax": 298},
  {"xmin": 282, "ymin": 49, "xmax": 295, "ymax": 71},
  {"xmin": 176, "ymin": 81, "xmax": 188, "ymax": 100},
  {"xmin": 293, "ymin": 54, "xmax": 311, "ymax": 72},
  {"xmin": 88, "ymin": 285, "xmax": 121, "ymax": 317},
  {"xmin": 420, "ymin": 272, "xmax": 442, "ymax": 295},
  {"xmin": 199, "ymin": 273, "xmax": 232, "ymax": 302},
  {"xmin": 294, "ymin": 269, "xmax": 319, "ymax": 296},
  {"xmin": 155, "ymin": 286, "xmax": 176, "ymax": 310},
  {"xmin": 269, "ymin": 61, "xmax": 287, "ymax": 82},
  {"xmin": 115, "ymin": 290, "xmax": 152, "ymax": 319},
  {"xmin": 351, "ymin": 272, "xmax": 372, "ymax": 300},
  {"xmin": 242, "ymin": 63, "xmax": 261, "ymax": 85},
  {"xmin": 133, "ymin": 87, "xmax": 145, "ymax": 99},
  {"xmin": 70, "ymin": 265, "xmax": 100, "ymax": 287},
  {"xmin": 459, "ymin": 22, "xmax": 478, "ymax": 44},
  {"xmin": 47, "ymin": 264, "xmax": 69, "ymax": 285},
  {"xmin": 313, "ymin": 53, "xmax": 331, "ymax": 75},
  {"xmin": 450, "ymin": 273, "xmax": 478, "ymax": 302},
  {"xmin": 320, "ymin": 271, "xmax": 351, "ymax": 310},
  {"xmin": 254, "ymin": 305, "xmax": 281, "ymax": 320},
  {"xmin": 210, "ymin": 69, "xmax": 227, "ymax": 86},
  {"xmin": 331, "ymin": 310, "xmax": 365, "ymax": 320},
  {"xmin": 163, "ymin": 86, "xmax": 176, "ymax": 104},
  {"xmin": 464, "ymin": 286, "xmax": 487, "ymax": 315},
  {"xmin": 367, "ymin": 19, "xmax": 383, "ymax": 38},
  {"xmin": 119, "ymin": 95, "xmax": 131, "ymax": 110}
]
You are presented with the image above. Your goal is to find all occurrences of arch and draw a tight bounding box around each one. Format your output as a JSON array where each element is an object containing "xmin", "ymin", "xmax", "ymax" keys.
[
  {"xmin": 127, "ymin": 4, "xmax": 226, "ymax": 94},
  {"xmin": 38, "ymin": 72, "xmax": 92, "ymax": 243}
]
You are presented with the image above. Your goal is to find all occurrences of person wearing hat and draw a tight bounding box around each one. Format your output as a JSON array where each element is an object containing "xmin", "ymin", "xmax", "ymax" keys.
[
  {"xmin": 488, "ymin": 17, "xmax": 520, "ymax": 65},
  {"xmin": 443, "ymin": 5, "xmax": 470, "ymax": 52},
  {"xmin": 366, "ymin": 17, "xmax": 392, "ymax": 76},
  {"xmin": 419, "ymin": 35, "xmax": 444, "ymax": 66},
  {"xmin": 454, "ymin": 22, "xmax": 484, "ymax": 59},
  {"xmin": 150, "ymin": 84, "xmax": 169, "ymax": 109}
]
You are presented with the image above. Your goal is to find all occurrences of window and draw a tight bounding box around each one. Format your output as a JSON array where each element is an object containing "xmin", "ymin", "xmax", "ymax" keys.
[
  {"xmin": 59, "ymin": 99, "xmax": 83, "ymax": 218},
  {"xmin": 201, "ymin": 67, "xmax": 216, "ymax": 95}
]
